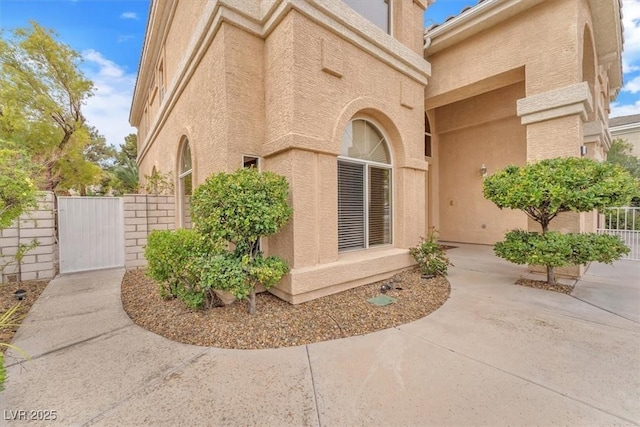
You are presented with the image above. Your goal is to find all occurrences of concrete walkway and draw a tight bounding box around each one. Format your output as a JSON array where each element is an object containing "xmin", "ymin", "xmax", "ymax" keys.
[{"xmin": 1, "ymin": 244, "xmax": 639, "ymax": 426}]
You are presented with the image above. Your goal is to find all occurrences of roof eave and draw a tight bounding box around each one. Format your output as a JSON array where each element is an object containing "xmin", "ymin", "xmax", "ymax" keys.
[{"xmin": 424, "ymin": 0, "xmax": 545, "ymax": 56}]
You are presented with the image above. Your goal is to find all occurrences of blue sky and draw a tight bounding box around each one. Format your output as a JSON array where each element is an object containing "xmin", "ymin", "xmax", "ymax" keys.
[{"xmin": 0, "ymin": 0, "xmax": 639, "ymax": 148}]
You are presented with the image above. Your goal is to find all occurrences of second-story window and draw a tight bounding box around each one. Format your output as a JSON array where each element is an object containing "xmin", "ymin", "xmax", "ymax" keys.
[
  {"xmin": 158, "ymin": 60, "xmax": 165, "ymax": 102},
  {"xmin": 343, "ymin": 0, "xmax": 391, "ymax": 34}
]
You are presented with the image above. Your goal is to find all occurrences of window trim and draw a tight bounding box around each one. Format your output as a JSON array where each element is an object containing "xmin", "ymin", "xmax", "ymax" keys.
[{"xmin": 338, "ymin": 117, "xmax": 394, "ymax": 252}]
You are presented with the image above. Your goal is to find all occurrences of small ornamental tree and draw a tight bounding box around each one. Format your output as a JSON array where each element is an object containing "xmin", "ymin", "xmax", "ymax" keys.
[
  {"xmin": 483, "ymin": 157, "xmax": 639, "ymax": 286},
  {"xmin": 191, "ymin": 168, "xmax": 293, "ymax": 314}
]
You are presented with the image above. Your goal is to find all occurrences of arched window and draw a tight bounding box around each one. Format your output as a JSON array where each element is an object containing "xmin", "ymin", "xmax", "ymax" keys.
[
  {"xmin": 338, "ymin": 119, "xmax": 392, "ymax": 252},
  {"xmin": 178, "ymin": 139, "xmax": 193, "ymax": 228},
  {"xmin": 424, "ymin": 113, "xmax": 432, "ymax": 157}
]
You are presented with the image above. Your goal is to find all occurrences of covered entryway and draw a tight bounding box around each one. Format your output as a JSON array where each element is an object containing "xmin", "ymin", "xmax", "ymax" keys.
[{"xmin": 57, "ymin": 197, "xmax": 125, "ymax": 274}]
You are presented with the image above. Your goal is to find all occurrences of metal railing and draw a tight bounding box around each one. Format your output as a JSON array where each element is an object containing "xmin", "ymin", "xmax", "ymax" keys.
[{"xmin": 597, "ymin": 207, "xmax": 640, "ymax": 261}]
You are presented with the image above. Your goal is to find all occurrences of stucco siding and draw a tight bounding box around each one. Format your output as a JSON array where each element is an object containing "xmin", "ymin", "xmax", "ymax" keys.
[
  {"xmin": 436, "ymin": 82, "xmax": 527, "ymax": 245},
  {"xmin": 223, "ymin": 25, "xmax": 266, "ymax": 169},
  {"xmin": 426, "ymin": 0, "xmax": 580, "ymax": 102},
  {"xmin": 139, "ymin": 25, "xmax": 230, "ymax": 189},
  {"xmin": 164, "ymin": 0, "xmax": 207, "ymax": 88}
]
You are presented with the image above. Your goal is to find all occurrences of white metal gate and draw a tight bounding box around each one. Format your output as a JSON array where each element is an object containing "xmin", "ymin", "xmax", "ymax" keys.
[
  {"xmin": 57, "ymin": 197, "xmax": 125, "ymax": 274},
  {"xmin": 597, "ymin": 207, "xmax": 640, "ymax": 261}
]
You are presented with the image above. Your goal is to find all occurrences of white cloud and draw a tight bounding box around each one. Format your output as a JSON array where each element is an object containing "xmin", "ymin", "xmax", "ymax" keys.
[
  {"xmin": 622, "ymin": 0, "xmax": 640, "ymax": 73},
  {"xmin": 120, "ymin": 12, "xmax": 138, "ymax": 20},
  {"xmin": 610, "ymin": 99, "xmax": 640, "ymax": 117},
  {"xmin": 623, "ymin": 74, "xmax": 640, "ymax": 93},
  {"xmin": 82, "ymin": 49, "xmax": 136, "ymax": 147}
]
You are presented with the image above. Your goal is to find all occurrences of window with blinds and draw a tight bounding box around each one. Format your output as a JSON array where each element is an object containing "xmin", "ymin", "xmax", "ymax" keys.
[
  {"xmin": 338, "ymin": 161, "xmax": 365, "ymax": 251},
  {"xmin": 338, "ymin": 119, "xmax": 392, "ymax": 252},
  {"xmin": 369, "ymin": 167, "xmax": 391, "ymax": 246}
]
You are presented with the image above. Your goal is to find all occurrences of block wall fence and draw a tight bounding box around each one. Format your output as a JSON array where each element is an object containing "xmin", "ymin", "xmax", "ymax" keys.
[
  {"xmin": 123, "ymin": 194, "xmax": 176, "ymax": 269},
  {"xmin": 0, "ymin": 192, "xmax": 56, "ymax": 283},
  {"xmin": 0, "ymin": 193, "xmax": 176, "ymax": 283}
]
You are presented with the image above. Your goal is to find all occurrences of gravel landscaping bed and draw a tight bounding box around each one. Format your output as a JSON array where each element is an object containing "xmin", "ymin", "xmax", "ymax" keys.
[
  {"xmin": 515, "ymin": 278, "xmax": 574, "ymax": 294},
  {"xmin": 1, "ymin": 280, "xmax": 49, "ymax": 353},
  {"xmin": 122, "ymin": 268, "xmax": 450, "ymax": 349}
]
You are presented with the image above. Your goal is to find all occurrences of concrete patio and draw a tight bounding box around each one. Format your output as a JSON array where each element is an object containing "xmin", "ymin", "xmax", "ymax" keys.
[{"xmin": 1, "ymin": 244, "xmax": 638, "ymax": 426}]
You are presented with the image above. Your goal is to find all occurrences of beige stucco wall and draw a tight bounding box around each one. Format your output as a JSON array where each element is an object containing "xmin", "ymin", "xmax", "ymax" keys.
[
  {"xmin": 426, "ymin": 1, "xmax": 580, "ymax": 106},
  {"xmin": 612, "ymin": 127, "xmax": 640, "ymax": 158},
  {"xmin": 424, "ymin": 0, "xmax": 621, "ymax": 278},
  {"xmin": 133, "ymin": 1, "xmax": 430, "ymax": 303},
  {"xmin": 263, "ymin": 11, "xmax": 427, "ymax": 302},
  {"xmin": 434, "ymin": 82, "xmax": 527, "ymax": 244}
]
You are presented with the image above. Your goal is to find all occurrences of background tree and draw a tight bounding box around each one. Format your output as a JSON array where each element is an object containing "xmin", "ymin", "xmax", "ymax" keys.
[
  {"xmin": 110, "ymin": 133, "xmax": 139, "ymax": 194},
  {"xmin": 483, "ymin": 157, "xmax": 639, "ymax": 285},
  {"xmin": 0, "ymin": 141, "xmax": 40, "ymax": 276},
  {"xmin": 607, "ymin": 138, "xmax": 640, "ymax": 206},
  {"xmin": 0, "ymin": 142, "xmax": 39, "ymax": 229},
  {"xmin": 0, "ymin": 21, "xmax": 95, "ymax": 193},
  {"xmin": 116, "ymin": 133, "xmax": 137, "ymax": 165},
  {"xmin": 84, "ymin": 127, "xmax": 117, "ymax": 169},
  {"xmin": 191, "ymin": 168, "xmax": 293, "ymax": 314}
]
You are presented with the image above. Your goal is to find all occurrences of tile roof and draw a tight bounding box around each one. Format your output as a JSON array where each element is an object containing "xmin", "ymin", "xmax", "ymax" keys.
[
  {"xmin": 430, "ymin": 0, "xmax": 487, "ymax": 30},
  {"xmin": 609, "ymin": 114, "xmax": 640, "ymax": 128}
]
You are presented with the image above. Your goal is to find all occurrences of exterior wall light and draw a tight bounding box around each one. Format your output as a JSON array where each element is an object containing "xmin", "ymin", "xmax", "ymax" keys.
[
  {"xmin": 580, "ymin": 145, "xmax": 588, "ymax": 156},
  {"xmin": 480, "ymin": 163, "xmax": 488, "ymax": 178}
]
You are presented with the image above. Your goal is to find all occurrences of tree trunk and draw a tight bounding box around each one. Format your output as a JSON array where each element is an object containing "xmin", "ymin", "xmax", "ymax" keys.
[
  {"xmin": 541, "ymin": 223, "xmax": 555, "ymax": 285},
  {"xmin": 547, "ymin": 265, "xmax": 556, "ymax": 286},
  {"xmin": 248, "ymin": 287, "xmax": 256, "ymax": 315}
]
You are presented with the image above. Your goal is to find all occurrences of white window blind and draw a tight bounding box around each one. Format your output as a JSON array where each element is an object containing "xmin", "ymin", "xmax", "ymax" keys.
[{"xmin": 338, "ymin": 161, "xmax": 365, "ymax": 251}]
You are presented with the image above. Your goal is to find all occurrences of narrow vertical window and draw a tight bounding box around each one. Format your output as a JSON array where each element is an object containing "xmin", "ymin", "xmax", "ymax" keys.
[
  {"xmin": 179, "ymin": 139, "xmax": 192, "ymax": 229},
  {"xmin": 338, "ymin": 119, "xmax": 392, "ymax": 252},
  {"xmin": 158, "ymin": 60, "xmax": 165, "ymax": 102},
  {"xmin": 424, "ymin": 113, "xmax": 432, "ymax": 157}
]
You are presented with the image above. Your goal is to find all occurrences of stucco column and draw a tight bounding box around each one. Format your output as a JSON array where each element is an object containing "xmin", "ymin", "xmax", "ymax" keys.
[{"xmin": 517, "ymin": 82, "xmax": 593, "ymax": 277}]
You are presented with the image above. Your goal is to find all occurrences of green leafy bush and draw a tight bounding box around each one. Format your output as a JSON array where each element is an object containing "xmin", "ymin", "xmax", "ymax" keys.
[
  {"xmin": 409, "ymin": 230, "xmax": 452, "ymax": 276},
  {"xmin": 145, "ymin": 229, "xmax": 221, "ymax": 303},
  {"xmin": 495, "ymin": 230, "xmax": 630, "ymax": 268},
  {"xmin": 191, "ymin": 168, "xmax": 292, "ymax": 314}
]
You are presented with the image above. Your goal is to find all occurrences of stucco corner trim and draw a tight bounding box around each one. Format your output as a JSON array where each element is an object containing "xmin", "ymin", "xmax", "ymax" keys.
[{"xmin": 517, "ymin": 82, "xmax": 593, "ymax": 125}]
